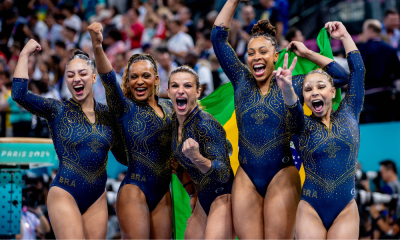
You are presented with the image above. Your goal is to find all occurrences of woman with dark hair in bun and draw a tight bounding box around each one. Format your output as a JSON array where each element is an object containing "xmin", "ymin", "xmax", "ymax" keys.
[
  {"xmin": 12, "ymin": 39, "xmax": 127, "ymax": 239},
  {"xmin": 212, "ymin": 0, "xmax": 350, "ymax": 238},
  {"xmin": 88, "ymin": 22, "xmax": 174, "ymax": 239}
]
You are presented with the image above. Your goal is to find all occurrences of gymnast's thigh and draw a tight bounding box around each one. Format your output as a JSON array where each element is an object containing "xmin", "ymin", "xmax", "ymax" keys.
[
  {"xmin": 295, "ymin": 200, "xmax": 327, "ymax": 239},
  {"xmin": 47, "ymin": 186, "xmax": 85, "ymax": 239},
  {"xmin": 150, "ymin": 191, "xmax": 173, "ymax": 239},
  {"xmin": 116, "ymin": 184, "xmax": 150, "ymax": 239},
  {"xmin": 205, "ymin": 194, "xmax": 234, "ymax": 240},
  {"xmin": 82, "ymin": 190, "xmax": 108, "ymax": 239},
  {"xmin": 231, "ymin": 166, "xmax": 264, "ymax": 239},
  {"xmin": 184, "ymin": 200, "xmax": 207, "ymax": 239},
  {"xmin": 264, "ymin": 166, "xmax": 301, "ymax": 239},
  {"xmin": 327, "ymin": 199, "xmax": 359, "ymax": 240}
]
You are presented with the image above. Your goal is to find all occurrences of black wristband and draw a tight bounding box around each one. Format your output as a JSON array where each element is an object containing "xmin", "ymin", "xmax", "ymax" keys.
[{"xmin": 373, "ymin": 216, "xmax": 382, "ymax": 222}]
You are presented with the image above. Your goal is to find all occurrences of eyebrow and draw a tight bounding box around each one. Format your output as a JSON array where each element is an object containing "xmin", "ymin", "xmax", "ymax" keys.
[
  {"xmin": 67, "ymin": 69, "xmax": 88, "ymax": 74},
  {"xmin": 248, "ymin": 46, "xmax": 268, "ymax": 51}
]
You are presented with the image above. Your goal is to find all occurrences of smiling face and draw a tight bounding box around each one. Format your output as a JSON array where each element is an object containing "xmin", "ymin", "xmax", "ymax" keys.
[
  {"xmin": 168, "ymin": 72, "xmax": 200, "ymax": 118},
  {"xmin": 303, "ymin": 73, "xmax": 336, "ymax": 118},
  {"xmin": 128, "ymin": 60, "xmax": 159, "ymax": 102},
  {"xmin": 65, "ymin": 58, "xmax": 96, "ymax": 102},
  {"xmin": 247, "ymin": 37, "xmax": 279, "ymax": 83}
]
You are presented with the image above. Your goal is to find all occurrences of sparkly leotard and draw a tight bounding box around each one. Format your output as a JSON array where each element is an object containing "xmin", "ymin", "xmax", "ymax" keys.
[
  {"xmin": 172, "ymin": 107, "xmax": 234, "ymax": 215},
  {"xmin": 287, "ymin": 50, "xmax": 365, "ymax": 229},
  {"xmin": 211, "ymin": 25, "xmax": 349, "ymax": 197},
  {"xmin": 98, "ymin": 70, "xmax": 173, "ymax": 212},
  {"xmin": 12, "ymin": 78, "xmax": 127, "ymax": 214}
]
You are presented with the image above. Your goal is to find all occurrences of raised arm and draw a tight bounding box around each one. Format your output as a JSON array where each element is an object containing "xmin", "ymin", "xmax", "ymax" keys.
[
  {"xmin": 275, "ymin": 53, "xmax": 305, "ymax": 135},
  {"xmin": 88, "ymin": 22, "xmax": 125, "ymax": 119},
  {"xmin": 211, "ymin": 0, "xmax": 251, "ymax": 89},
  {"xmin": 12, "ymin": 39, "xmax": 61, "ymax": 120},
  {"xmin": 342, "ymin": 50, "xmax": 365, "ymax": 119}
]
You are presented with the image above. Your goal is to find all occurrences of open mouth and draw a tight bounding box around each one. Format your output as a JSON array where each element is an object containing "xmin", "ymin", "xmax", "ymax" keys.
[
  {"xmin": 73, "ymin": 85, "xmax": 84, "ymax": 95},
  {"xmin": 135, "ymin": 87, "xmax": 147, "ymax": 96},
  {"xmin": 312, "ymin": 99, "xmax": 324, "ymax": 113},
  {"xmin": 253, "ymin": 64, "xmax": 266, "ymax": 77},
  {"xmin": 176, "ymin": 97, "xmax": 187, "ymax": 111}
]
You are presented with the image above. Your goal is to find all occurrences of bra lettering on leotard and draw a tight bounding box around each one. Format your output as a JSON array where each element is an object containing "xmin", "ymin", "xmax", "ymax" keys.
[
  {"xmin": 130, "ymin": 173, "xmax": 147, "ymax": 182},
  {"xmin": 59, "ymin": 176, "xmax": 76, "ymax": 187}
]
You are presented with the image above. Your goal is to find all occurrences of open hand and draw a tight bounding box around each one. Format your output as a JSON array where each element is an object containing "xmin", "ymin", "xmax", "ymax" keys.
[
  {"xmin": 182, "ymin": 138, "xmax": 200, "ymax": 163},
  {"xmin": 325, "ymin": 21, "xmax": 349, "ymax": 40},
  {"xmin": 273, "ymin": 53, "xmax": 297, "ymax": 92},
  {"xmin": 21, "ymin": 39, "xmax": 41, "ymax": 57},
  {"xmin": 87, "ymin": 22, "xmax": 104, "ymax": 47}
]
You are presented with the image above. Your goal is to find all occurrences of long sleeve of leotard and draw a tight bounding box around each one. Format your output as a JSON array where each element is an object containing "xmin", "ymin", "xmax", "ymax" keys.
[
  {"xmin": 12, "ymin": 78, "xmax": 62, "ymax": 120},
  {"xmin": 342, "ymin": 50, "xmax": 365, "ymax": 120},
  {"xmin": 110, "ymin": 118, "xmax": 129, "ymax": 166},
  {"xmin": 292, "ymin": 61, "xmax": 350, "ymax": 103},
  {"xmin": 200, "ymin": 119, "xmax": 231, "ymax": 185},
  {"xmin": 285, "ymin": 99, "xmax": 305, "ymax": 136},
  {"xmin": 211, "ymin": 26, "xmax": 252, "ymax": 90},
  {"xmin": 98, "ymin": 70, "xmax": 126, "ymax": 119}
]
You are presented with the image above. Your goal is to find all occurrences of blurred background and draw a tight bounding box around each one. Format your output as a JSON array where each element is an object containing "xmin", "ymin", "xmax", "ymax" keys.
[{"xmin": 0, "ymin": 0, "xmax": 400, "ymax": 239}]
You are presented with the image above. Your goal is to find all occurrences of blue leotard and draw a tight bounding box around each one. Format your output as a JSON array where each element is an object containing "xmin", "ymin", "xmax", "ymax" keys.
[
  {"xmin": 172, "ymin": 106, "xmax": 234, "ymax": 215},
  {"xmin": 211, "ymin": 25, "xmax": 350, "ymax": 197},
  {"xmin": 287, "ymin": 50, "xmax": 365, "ymax": 229},
  {"xmin": 98, "ymin": 70, "xmax": 173, "ymax": 212},
  {"xmin": 12, "ymin": 78, "xmax": 127, "ymax": 214}
]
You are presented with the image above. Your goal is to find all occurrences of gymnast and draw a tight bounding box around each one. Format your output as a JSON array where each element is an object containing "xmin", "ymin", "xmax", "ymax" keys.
[
  {"xmin": 212, "ymin": 0, "xmax": 350, "ymax": 238},
  {"xmin": 88, "ymin": 22, "xmax": 174, "ymax": 239},
  {"xmin": 276, "ymin": 21, "xmax": 364, "ymax": 238},
  {"xmin": 168, "ymin": 66, "xmax": 234, "ymax": 239},
  {"xmin": 12, "ymin": 40, "xmax": 127, "ymax": 239}
]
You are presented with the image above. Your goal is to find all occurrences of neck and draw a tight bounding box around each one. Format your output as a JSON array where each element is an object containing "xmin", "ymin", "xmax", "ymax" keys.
[
  {"xmin": 75, "ymin": 95, "xmax": 94, "ymax": 111},
  {"xmin": 177, "ymin": 106, "xmax": 196, "ymax": 127},
  {"xmin": 320, "ymin": 106, "xmax": 332, "ymax": 128},
  {"xmin": 256, "ymin": 71, "xmax": 274, "ymax": 94},
  {"xmin": 147, "ymin": 93, "xmax": 158, "ymax": 108},
  {"xmin": 388, "ymin": 175, "xmax": 398, "ymax": 182}
]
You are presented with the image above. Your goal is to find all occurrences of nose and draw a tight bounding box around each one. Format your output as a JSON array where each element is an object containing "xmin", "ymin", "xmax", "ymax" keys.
[
  {"xmin": 311, "ymin": 89, "xmax": 319, "ymax": 97},
  {"xmin": 177, "ymin": 85, "xmax": 184, "ymax": 94}
]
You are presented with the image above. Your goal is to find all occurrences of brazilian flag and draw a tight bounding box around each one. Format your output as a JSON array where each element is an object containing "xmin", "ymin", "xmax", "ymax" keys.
[{"xmin": 171, "ymin": 28, "xmax": 342, "ymax": 239}]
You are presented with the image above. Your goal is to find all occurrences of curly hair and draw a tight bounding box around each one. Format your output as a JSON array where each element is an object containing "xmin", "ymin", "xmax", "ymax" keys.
[
  {"xmin": 250, "ymin": 19, "xmax": 278, "ymax": 51},
  {"xmin": 121, "ymin": 53, "xmax": 159, "ymax": 100}
]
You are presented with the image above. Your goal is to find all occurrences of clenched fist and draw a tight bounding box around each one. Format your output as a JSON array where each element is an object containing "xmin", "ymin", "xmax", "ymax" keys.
[
  {"xmin": 21, "ymin": 39, "xmax": 41, "ymax": 57},
  {"xmin": 182, "ymin": 138, "xmax": 201, "ymax": 163},
  {"xmin": 87, "ymin": 22, "xmax": 104, "ymax": 48}
]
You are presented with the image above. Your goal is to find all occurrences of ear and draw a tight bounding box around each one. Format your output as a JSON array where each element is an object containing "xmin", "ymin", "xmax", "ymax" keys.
[
  {"xmin": 154, "ymin": 75, "xmax": 160, "ymax": 87},
  {"xmin": 197, "ymin": 87, "xmax": 201, "ymax": 99},
  {"xmin": 332, "ymin": 86, "xmax": 336, "ymax": 99},
  {"xmin": 273, "ymin": 50, "xmax": 279, "ymax": 63},
  {"xmin": 93, "ymin": 73, "xmax": 97, "ymax": 84}
]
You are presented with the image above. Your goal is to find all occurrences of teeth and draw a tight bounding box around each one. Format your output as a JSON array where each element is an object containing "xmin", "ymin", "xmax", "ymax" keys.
[
  {"xmin": 73, "ymin": 86, "xmax": 83, "ymax": 89},
  {"xmin": 312, "ymin": 100, "xmax": 323, "ymax": 103},
  {"xmin": 177, "ymin": 98, "xmax": 186, "ymax": 100},
  {"xmin": 136, "ymin": 88, "xmax": 146, "ymax": 91},
  {"xmin": 254, "ymin": 64, "xmax": 266, "ymax": 69}
]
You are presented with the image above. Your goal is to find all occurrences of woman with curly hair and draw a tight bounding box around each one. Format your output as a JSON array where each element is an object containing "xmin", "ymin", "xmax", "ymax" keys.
[
  {"xmin": 212, "ymin": 0, "xmax": 351, "ymax": 238},
  {"xmin": 88, "ymin": 22, "xmax": 173, "ymax": 239}
]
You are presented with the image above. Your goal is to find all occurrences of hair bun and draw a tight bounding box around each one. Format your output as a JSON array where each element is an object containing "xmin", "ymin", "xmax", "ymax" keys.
[
  {"xmin": 73, "ymin": 50, "xmax": 89, "ymax": 58},
  {"xmin": 251, "ymin": 19, "xmax": 276, "ymax": 37}
]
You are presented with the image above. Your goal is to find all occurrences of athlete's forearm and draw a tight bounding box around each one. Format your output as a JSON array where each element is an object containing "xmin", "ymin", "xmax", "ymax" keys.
[{"xmin": 214, "ymin": 0, "xmax": 241, "ymax": 29}]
